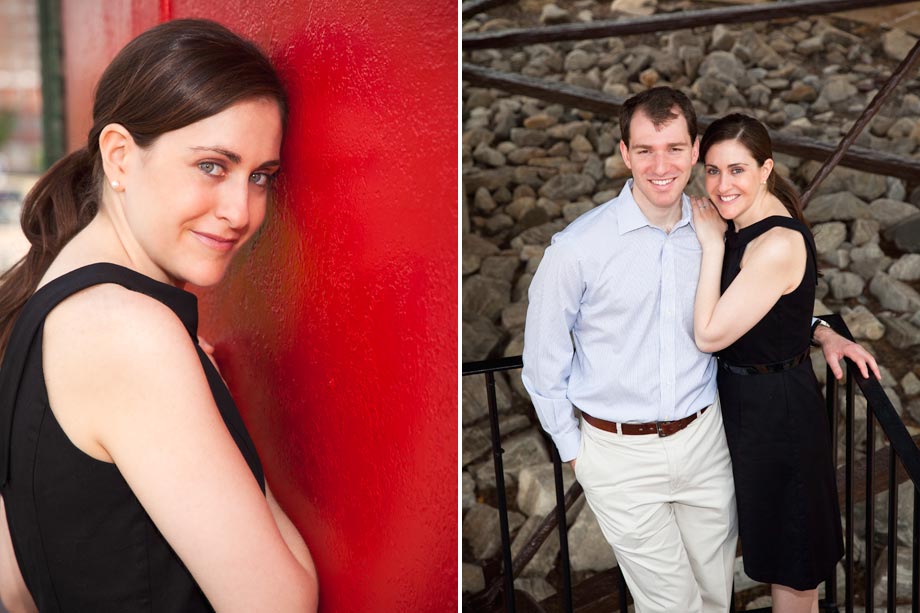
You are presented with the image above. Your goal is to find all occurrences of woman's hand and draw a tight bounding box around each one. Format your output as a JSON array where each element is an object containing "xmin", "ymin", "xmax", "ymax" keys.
[{"xmin": 690, "ymin": 195, "xmax": 727, "ymax": 250}]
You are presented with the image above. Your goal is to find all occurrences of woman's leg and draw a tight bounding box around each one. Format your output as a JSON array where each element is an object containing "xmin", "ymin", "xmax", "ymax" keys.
[{"xmin": 771, "ymin": 584, "xmax": 818, "ymax": 613}]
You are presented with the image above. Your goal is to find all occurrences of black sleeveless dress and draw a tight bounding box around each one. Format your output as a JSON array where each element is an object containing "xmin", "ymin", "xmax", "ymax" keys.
[
  {"xmin": 0, "ymin": 263, "xmax": 265, "ymax": 612},
  {"xmin": 716, "ymin": 216, "xmax": 843, "ymax": 591}
]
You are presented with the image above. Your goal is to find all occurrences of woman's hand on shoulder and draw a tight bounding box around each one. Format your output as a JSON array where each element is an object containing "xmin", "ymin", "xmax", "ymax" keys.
[
  {"xmin": 44, "ymin": 286, "xmax": 317, "ymax": 612},
  {"xmin": 690, "ymin": 195, "xmax": 727, "ymax": 249}
]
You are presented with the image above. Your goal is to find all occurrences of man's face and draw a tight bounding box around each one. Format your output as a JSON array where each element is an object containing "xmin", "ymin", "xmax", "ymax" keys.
[{"xmin": 619, "ymin": 109, "xmax": 699, "ymax": 213}]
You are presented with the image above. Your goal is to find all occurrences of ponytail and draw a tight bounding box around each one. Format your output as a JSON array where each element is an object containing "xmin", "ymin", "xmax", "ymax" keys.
[
  {"xmin": 0, "ymin": 148, "xmax": 100, "ymax": 356},
  {"xmin": 769, "ymin": 172, "xmax": 808, "ymax": 229}
]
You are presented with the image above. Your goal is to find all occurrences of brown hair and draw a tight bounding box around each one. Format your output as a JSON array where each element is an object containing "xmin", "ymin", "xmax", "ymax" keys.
[
  {"xmin": 0, "ymin": 19, "xmax": 287, "ymax": 356},
  {"xmin": 619, "ymin": 87, "xmax": 698, "ymax": 148},
  {"xmin": 699, "ymin": 113, "xmax": 806, "ymax": 225}
]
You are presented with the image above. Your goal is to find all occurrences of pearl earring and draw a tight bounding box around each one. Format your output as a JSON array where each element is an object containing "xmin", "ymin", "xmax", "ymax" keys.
[{"xmin": 111, "ymin": 180, "xmax": 120, "ymax": 190}]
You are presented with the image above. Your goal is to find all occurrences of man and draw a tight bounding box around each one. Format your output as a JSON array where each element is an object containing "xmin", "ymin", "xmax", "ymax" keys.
[{"xmin": 522, "ymin": 87, "xmax": 876, "ymax": 613}]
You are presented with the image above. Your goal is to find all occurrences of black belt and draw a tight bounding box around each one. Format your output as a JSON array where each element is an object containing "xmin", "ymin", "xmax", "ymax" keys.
[{"xmin": 718, "ymin": 349, "xmax": 810, "ymax": 375}]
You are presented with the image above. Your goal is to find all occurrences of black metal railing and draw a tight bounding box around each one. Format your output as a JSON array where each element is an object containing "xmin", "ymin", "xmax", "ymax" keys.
[{"xmin": 461, "ymin": 314, "xmax": 920, "ymax": 612}]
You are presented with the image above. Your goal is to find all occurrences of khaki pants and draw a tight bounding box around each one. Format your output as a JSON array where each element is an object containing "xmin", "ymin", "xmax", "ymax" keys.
[{"xmin": 574, "ymin": 396, "xmax": 737, "ymax": 613}]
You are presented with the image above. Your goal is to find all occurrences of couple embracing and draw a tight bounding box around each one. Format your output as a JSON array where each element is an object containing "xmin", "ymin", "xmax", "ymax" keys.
[{"xmin": 522, "ymin": 87, "xmax": 880, "ymax": 613}]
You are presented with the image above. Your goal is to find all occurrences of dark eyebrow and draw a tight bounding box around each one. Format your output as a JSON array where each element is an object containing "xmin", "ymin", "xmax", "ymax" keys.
[
  {"xmin": 190, "ymin": 146, "xmax": 280, "ymax": 169},
  {"xmin": 631, "ymin": 142, "xmax": 689, "ymax": 149},
  {"xmin": 705, "ymin": 162, "xmax": 749, "ymax": 168}
]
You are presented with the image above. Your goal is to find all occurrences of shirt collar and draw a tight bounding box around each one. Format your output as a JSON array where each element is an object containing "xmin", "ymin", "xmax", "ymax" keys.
[{"xmin": 615, "ymin": 179, "xmax": 695, "ymax": 235}]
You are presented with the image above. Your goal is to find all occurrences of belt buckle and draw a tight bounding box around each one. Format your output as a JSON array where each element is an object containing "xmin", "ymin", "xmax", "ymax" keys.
[{"xmin": 656, "ymin": 421, "xmax": 666, "ymax": 437}]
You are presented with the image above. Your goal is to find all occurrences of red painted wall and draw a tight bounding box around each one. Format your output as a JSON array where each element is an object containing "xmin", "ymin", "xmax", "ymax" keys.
[{"xmin": 61, "ymin": 2, "xmax": 458, "ymax": 611}]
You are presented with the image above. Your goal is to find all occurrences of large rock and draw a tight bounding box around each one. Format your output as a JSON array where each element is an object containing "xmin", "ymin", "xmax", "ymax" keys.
[
  {"xmin": 540, "ymin": 3, "xmax": 570, "ymax": 24},
  {"xmin": 510, "ymin": 219, "xmax": 567, "ymax": 249},
  {"xmin": 502, "ymin": 300, "xmax": 529, "ymax": 331},
  {"xmin": 462, "ymin": 312, "xmax": 504, "ymax": 362},
  {"xmin": 568, "ymin": 504, "xmax": 618, "ymax": 572},
  {"xmin": 850, "ymin": 218, "xmax": 880, "ymax": 246},
  {"xmin": 463, "ymin": 275, "xmax": 512, "ymax": 321},
  {"xmin": 463, "ymin": 471, "xmax": 477, "ymax": 511},
  {"xmin": 538, "ymin": 174, "xmax": 597, "ymax": 201},
  {"xmin": 465, "ymin": 167, "xmax": 515, "ymax": 192},
  {"xmin": 699, "ymin": 51, "xmax": 747, "ymax": 85},
  {"xmin": 463, "ymin": 371, "xmax": 512, "ymax": 425},
  {"xmin": 610, "ymin": 0, "xmax": 656, "ymax": 16},
  {"xmin": 462, "ymin": 563, "xmax": 485, "ymax": 594},
  {"xmin": 882, "ymin": 28, "xmax": 918, "ymax": 61},
  {"xmin": 517, "ymin": 461, "xmax": 576, "ymax": 517},
  {"xmin": 812, "ymin": 222, "xmax": 847, "ymax": 255},
  {"xmin": 462, "ymin": 424, "xmax": 492, "ymax": 467},
  {"xmin": 819, "ymin": 75, "xmax": 858, "ymax": 105},
  {"xmin": 799, "ymin": 163, "xmax": 887, "ymax": 201},
  {"xmin": 879, "ymin": 316, "xmax": 920, "ymax": 349},
  {"xmin": 902, "ymin": 372, "xmax": 920, "ymax": 397},
  {"xmin": 496, "ymin": 429, "xmax": 552, "ymax": 485},
  {"xmin": 869, "ymin": 199, "xmax": 920, "ymax": 230},
  {"xmin": 889, "ymin": 254, "xmax": 920, "ymax": 281},
  {"xmin": 604, "ymin": 153, "xmax": 631, "ymax": 179},
  {"xmin": 885, "ymin": 213, "xmax": 920, "ymax": 253},
  {"xmin": 827, "ymin": 271, "xmax": 865, "ymax": 299},
  {"xmin": 481, "ymin": 255, "xmax": 521, "ymax": 283},
  {"xmin": 870, "ymin": 273, "xmax": 920, "ymax": 313},
  {"xmin": 849, "ymin": 242, "xmax": 891, "ymax": 280},
  {"xmin": 841, "ymin": 305, "xmax": 885, "ymax": 341},
  {"xmin": 462, "ymin": 503, "xmax": 526, "ymax": 560},
  {"xmin": 804, "ymin": 192, "xmax": 871, "ymax": 223}
]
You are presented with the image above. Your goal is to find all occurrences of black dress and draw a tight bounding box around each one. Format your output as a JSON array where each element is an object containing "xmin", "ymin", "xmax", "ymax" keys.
[
  {"xmin": 717, "ymin": 216, "xmax": 844, "ymax": 591},
  {"xmin": 0, "ymin": 263, "xmax": 265, "ymax": 612}
]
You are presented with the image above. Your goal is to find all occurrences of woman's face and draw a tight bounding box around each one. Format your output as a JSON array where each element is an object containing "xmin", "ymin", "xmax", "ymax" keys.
[
  {"xmin": 702, "ymin": 139, "xmax": 771, "ymax": 223},
  {"xmin": 120, "ymin": 98, "xmax": 283, "ymax": 287}
]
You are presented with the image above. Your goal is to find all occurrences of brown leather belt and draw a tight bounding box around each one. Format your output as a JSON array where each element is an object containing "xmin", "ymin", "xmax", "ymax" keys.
[{"xmin": 582, "ymin": 407, "xmax": 708, "ymax": 438}]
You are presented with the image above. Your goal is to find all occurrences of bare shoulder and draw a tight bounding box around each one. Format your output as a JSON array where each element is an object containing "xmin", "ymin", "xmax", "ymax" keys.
[
  {"xmin": 44, "ymin": 283, "xmax": 192, "ymax": 359},
  {"xmin": 42, "ymin": 283, "xmax": 204, "ymax": 462},
  {"xmin": 748, "ymin": 225, "xmax": 806, "ymax": 265}
]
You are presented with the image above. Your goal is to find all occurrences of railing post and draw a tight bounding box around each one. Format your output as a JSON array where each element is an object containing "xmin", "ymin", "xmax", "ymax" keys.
[
  {"xmin": 913, "ymin": 485, "xmax": 919, "ymax": 613},
  {"xmin": 865, "ymin": 369, "xmax": 875, "ymax": 612},
  {"xmin": 887, "ymin": 447, "xmax": 898, "ymax": 610},
  {"xmin": 826, "ymin": 368, "xmax": 840, "ymax": 612},
  {"xmin": 551, "ymin": 446, "xmax": 573, "ymax": 612},
  {"xmin": 844, "ymin": 371, "xmax": 855, "ymax": 613},
  {"xmin": 484, "ymin": 371, "xmax": 516, "ymax": 613}
]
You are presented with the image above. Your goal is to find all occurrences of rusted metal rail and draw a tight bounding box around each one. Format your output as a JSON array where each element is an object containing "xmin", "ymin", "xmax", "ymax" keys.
[
  {"xmin": 801, "ymin": 36, "xmax": 920, "ymax": 204},
  {"xmin": 463, "ymin": 63, "xmax": 920, "ymax": 182},
  {"xmin": 463, "ymin": 0, "xmax": 919, "ymax": 49}
]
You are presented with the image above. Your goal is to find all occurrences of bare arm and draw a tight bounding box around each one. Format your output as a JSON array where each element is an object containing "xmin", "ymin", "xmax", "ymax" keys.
[
  {"xmin": 0, "ymin": 498, "xmax": 37, "ymax": 613},
  {"xmin": 45, "ymin": 287, "xmax": 317, "ymax": 612},
  {"xmin": 266, "ymin": 484, "xmax": 318, "ymax": 590},
  {"xmin": 691, "ymin": 201, "xmax": 806, "ymax": 353}
]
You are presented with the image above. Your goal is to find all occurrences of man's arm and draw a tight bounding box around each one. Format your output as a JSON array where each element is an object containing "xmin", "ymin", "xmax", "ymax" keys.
[
  {"xmin": 812, "ymin": 322, "xmax": 881, "ymax": 381},
  {"xmin": 521, "ymin": 243, "xmax": 584, "ymax": 465}
]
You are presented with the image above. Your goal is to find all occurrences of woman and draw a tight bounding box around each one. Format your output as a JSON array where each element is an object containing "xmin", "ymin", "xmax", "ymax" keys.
[
  {"xmin": 0, "ymin": 20, "xmax": 317, "ymax": 612},
  {"xmin": 691, "ymin": 114, "xmax": 879, "ymax": 613}
]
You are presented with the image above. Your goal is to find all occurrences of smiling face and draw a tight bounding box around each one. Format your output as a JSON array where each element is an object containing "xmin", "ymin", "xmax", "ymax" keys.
[
  {"xmin": 703, "ymin": 139, "xmax": 773, "ymax": 225},
  {"xmin": 118, "ymin": 98, "xmax": 283, "ymax": 287},
  {"xmin": 619, "ymin": 108, "xmax": 698, "ymax": 215}
]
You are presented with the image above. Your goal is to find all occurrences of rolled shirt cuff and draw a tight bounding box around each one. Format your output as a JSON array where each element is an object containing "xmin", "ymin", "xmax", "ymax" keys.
[{"xmin": 552, "ymin": 428, "xmax": 582, "ymax": 463}]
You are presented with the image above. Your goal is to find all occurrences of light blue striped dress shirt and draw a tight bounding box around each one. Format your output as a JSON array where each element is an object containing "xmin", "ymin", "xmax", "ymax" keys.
[{"xmin": 522, "ymin": 180, "xmax": 718, "ymax": 462}]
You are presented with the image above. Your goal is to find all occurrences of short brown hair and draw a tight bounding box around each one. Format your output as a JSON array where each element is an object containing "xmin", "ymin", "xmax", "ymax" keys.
[{"xmin": 619, "ymin": 87, "xmax": 697, "ymax": 147}]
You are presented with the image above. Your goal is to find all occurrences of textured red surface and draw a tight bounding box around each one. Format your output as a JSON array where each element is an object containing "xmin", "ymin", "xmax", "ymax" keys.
[{"xmin": 62, "ymin": 2, "xmax": 458, "ymax": 610}]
